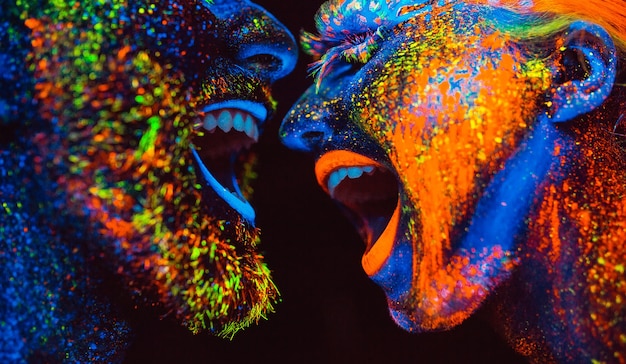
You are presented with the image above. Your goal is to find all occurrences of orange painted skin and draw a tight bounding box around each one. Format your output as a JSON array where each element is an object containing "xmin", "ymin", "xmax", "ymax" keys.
[{"xmin": 280, "ymin": 1, "xmax": 626, "ymax": 362}]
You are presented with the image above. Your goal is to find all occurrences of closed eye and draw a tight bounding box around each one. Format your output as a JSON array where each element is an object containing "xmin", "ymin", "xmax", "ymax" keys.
[
  {"xmin": 301, "ymin": 0, "xmax": 450, "ymax": 90},
  {"xmin": 303, "ymin": 27, "xmax": 389, "ymax": 90}
]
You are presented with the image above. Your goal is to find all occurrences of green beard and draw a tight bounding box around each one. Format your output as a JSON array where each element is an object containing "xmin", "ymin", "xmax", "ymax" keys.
[{"xmin": 21, "ymin": 0, "xmax": 278, "ymax": 338}]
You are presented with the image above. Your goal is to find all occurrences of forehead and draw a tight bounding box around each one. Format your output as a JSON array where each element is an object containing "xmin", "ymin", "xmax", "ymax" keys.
[
  {"xmin": 305, "ymin": 0, "xmax": 506, "ymax": 61},
  {"xmin": 310, "ymin": 0, "xmax": 547, "ymax": 44},
  {"xmin": 314, "ymin": 0, "xmax": 448, "ymax": 36}
]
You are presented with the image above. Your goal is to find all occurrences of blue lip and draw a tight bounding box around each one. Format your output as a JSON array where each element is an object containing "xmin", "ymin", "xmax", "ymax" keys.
[
  {"xmin": 202, "ymin": 100, "xmax": 268, "ymax": 122},
  {"xmin": 191, "ymin": 148, "xmax": 256, "ymax": 224}
]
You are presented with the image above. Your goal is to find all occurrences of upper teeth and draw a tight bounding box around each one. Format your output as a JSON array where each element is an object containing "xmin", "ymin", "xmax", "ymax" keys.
[
  {"xmin": 203, "ymin": 109, "xmax": 260, "ymax": 141},
  {"xmin": 328, "ymin": 165, "xmax": 376, "ymax": 197}
]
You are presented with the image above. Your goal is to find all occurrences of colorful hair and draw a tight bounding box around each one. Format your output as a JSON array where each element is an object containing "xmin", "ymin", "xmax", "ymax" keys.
[{"xmin": 476, "ymin": 0, "xmax": 626, "ymax": 53}]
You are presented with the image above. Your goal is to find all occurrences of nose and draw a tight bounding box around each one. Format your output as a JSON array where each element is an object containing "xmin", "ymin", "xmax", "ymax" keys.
[
  {"xmin": 279, "ymin": 95, "xmax": 334, "ymax": 154},
  {"xmin": 212, "ymin": 1, "xmax": 298, "ymax": 82}
]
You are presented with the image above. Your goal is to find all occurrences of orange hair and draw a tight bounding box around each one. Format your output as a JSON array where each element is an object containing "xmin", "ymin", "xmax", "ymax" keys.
[{"xmin": 478, "ymin": 0, "xmax": 626, "ymax": 51}]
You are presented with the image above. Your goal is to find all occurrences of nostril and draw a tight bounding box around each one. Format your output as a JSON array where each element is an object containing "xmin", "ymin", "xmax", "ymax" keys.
[
  {"xmin": 301, "ymin": 131, "xmax": 326, "ymax": 148},
  {"xmin": 214, "ymin": 3, "xmax": 297, "ymax": 81},
  {"xmin": 243, "ymin": 53, "xmax": 282, "ymax": 75},
  {"xmin": 237, "ymin": 43, "xmax": 296, "ymax": 82},
  {"xmin": 280, "ymin": 120, "xmax": 331, "ymax": 153}
]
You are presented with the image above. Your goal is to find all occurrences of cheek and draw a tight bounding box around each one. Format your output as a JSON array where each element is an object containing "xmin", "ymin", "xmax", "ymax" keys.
[
  {"xmin": 366, "ymin": 48, "xmax": 546, "ymax": 186},
  {"xmin": 358, "ymin": 46, "xmax": 549, "ymax": 255}
]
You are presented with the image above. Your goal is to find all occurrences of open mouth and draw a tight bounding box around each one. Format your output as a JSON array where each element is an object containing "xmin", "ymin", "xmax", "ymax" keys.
[
  {"xmin": 315, "ymin": 150, "xmax": 400, "ymax": 266},
  {"xmin": 191, "ymin": 100, "xmax": 268, "ymax": 224}
]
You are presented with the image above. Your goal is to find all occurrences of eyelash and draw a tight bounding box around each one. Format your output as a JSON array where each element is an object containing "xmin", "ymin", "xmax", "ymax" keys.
[
  {"xmin": 300, "ymin": 0, "xmax": 459, "ymax": 91},
  {"xmin": 304, "ymin": 26, "xmax": 390, "ymax": 90}
]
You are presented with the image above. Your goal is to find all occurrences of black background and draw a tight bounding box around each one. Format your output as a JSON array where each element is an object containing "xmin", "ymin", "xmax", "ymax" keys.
[{"xmin": 124, "ymin": 1, "xmax": 528, "ymax": 362}]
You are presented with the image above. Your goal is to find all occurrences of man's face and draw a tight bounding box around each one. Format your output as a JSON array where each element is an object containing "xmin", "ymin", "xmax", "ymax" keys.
[
  {"xmin": 26, "ymin": 0, "xmax": 296, "ymax": 335},
  {"xmin": 281, "ymin": 0, "xmax": 551, "ymax": 331}
]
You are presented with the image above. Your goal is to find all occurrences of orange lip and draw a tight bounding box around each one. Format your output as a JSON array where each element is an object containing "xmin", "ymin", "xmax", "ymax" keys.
[
  {"xmin": 314, "ymin": 150, "xmax": 384, "ymax": 192},
  {"xmin": 362, "ymin": 200, "xmax": 400, "ymax": 276},
  {"xmin": 315, "ymin": 150, "xmax": 400, "ymax": 276}
]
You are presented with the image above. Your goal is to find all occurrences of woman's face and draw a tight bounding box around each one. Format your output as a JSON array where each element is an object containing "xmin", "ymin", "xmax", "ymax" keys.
[
  {"xmin": 281, "ymin": 1, "xmax": 551, "ymax": 331},
  {"xmin": 25, "ymin": 0, "xmax": 296, "ymax": 334}
]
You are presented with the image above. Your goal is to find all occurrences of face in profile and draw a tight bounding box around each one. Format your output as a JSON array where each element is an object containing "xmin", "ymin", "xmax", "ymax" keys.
[
  {"xmin": 281, "ymin": 0, "xmax": 625, "ymax": 361},
  {"xmin": 3, "ymin": 0, "xmax": 296, "ymax": 357}
]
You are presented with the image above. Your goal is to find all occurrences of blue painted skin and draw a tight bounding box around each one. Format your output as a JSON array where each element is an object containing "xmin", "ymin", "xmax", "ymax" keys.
[
  {"xmin": 0, "ymin": 0, "xmax": 296, "ymax": 362},
  {"xmin": 0, "ymin": 151, "xmax": 132, "ymax": 363}
]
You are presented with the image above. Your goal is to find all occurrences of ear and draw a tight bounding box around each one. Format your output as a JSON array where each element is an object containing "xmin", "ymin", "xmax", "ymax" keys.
[{"xmin": 545, "ymin": 21, "xmax": 617, "ymax": 122}]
